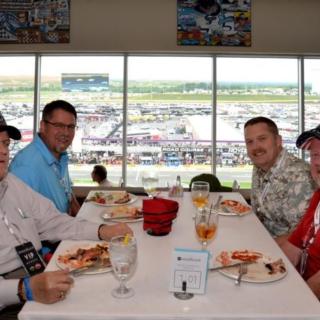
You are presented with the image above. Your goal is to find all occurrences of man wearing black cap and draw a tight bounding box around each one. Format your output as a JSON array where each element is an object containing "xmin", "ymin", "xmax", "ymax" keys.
[
  {"xmin": 0, "ymin": 112, "xmax": 132, "ymax": 318},
  {"xmin": 281, "ymin": 125, "xmax": 320, "ymax": 299}
]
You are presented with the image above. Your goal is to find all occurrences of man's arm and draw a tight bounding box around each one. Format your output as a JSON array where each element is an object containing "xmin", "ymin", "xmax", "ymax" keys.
[
  {"xmin": 307, "ymin": 271, "xmax": 320, "ymax": 299},
  {"xmin": 68, "ymin": 192, "xmax": 80, "ymax": 217},
  {"xmin": 0, "ymin": 271, "xmax": 75, "ymax": 309},
  {"xmin": 275, "ymin": 234, "xmax": 289, "ymax": 247},
  {"xmin": 280, "ymin": 240, "xmax": 302, "ymax": 267},
  {"xmin": 282, "ymin": 174, "xmax": 314, "ymax": 234},
  {"xmin": 98, "ymin": 223, "xmax": 133, "ymax": 241},
  {"xmin": 0, "ymin": 277, "xmax": 20, "ymax": 310},
  {"xmin": 30, "ymin": 270, "xmax": 74, "ymax": 304}
]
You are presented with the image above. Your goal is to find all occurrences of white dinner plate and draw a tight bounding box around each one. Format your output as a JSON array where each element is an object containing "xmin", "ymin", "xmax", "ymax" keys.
[
  {"xmin": 86, "ymin": 191, "xmax": 138, "ymax": 207},
  {"xmin": 101, "ymin": 211, "xmax": 143, "ymax": 223},
  {"xmin": 56, "ymin": 241, "xmax": 112, "ymax": 275},
  {"xmin": 218, "ymin": 199, "xmax": 252, "ymax": 217},
  {"xmin": 215, "ymin": 250, "xmax": 287, "ymax": 283}
]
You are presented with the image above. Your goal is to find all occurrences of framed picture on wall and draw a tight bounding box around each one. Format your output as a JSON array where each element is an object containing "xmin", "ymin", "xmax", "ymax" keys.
[
  {"xmin": 177, "ymin": 0, "xmax": 251, "ymax": 46},
  {"xmin": 0, "ymin": 0, "xmax": 70, "ymax": 44}
]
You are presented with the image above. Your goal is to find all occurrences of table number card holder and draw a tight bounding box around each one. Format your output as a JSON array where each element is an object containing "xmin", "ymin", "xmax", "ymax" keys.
[{"xmin": 169, "ymin": 248, "xmax": 209, "ymax": 300}]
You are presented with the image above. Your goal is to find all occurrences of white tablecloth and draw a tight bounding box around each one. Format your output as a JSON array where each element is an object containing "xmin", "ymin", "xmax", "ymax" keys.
[{"xmin": 19, "ymin": 192, "xmax": 320, "ymax": 320}]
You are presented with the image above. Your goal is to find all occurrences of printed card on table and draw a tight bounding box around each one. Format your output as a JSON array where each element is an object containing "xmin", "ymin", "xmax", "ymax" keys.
[{"xmin": 169, "ymin": 248, "xmax": 209, "ymax": 295}]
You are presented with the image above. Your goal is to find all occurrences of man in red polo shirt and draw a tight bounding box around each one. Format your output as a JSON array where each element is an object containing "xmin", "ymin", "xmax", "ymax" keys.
[{"xmin": 281, "ymin": 124, "xmax": 320, "ymax": 299}]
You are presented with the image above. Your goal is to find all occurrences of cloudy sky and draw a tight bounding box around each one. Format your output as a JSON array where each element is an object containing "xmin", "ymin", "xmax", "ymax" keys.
[{"xmin": 1, "ymin": 55, "xmax": 320, "ymax": 84}]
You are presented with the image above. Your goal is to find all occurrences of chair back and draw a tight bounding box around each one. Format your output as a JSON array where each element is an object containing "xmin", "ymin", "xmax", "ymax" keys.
[{"xmin": 189, "ymin": 173, "xmax": 232, "ymax": 192}]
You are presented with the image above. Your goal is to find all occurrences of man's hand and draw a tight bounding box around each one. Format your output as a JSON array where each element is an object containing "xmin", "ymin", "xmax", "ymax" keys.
[
  {"xmin": 280, "ymin": 240, "xmax": 302, "ymax": 267},
  {"xmin": 30, "ymin": 270, "xmax": 74, "ymax": 304},
  {"xmin": 99, "ymin": 223, "xmax": 133, "ymax": 241},
  {"xmin": 307, "ymin": 271, "xmax": 320, "ymax": 299},
  {"xmin": 68, "ymin": 193, "xmax": 81, "ymax": 217},
  {"xmin": 275, "ymin": 234, "xmax": 289, "ymax": 247}
]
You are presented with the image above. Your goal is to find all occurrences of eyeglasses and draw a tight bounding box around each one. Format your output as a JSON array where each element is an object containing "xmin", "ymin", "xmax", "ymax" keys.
[
  {"xmin": 44, "ymin": 120, "xmax": 77, "ymax": 131},
  {"xmin": 0, "ymin": 138, "xmax": 10, "ymax": 149}
]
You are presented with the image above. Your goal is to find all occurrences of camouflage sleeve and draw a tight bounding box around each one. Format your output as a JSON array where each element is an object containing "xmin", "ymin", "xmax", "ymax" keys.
[
  {"xmin": 250, "ymin": 167, "xmax": 259, "ymax": 213},
  {"xmin": 280, "ymin": 173, "xmax": 314, "ymax": 233}
]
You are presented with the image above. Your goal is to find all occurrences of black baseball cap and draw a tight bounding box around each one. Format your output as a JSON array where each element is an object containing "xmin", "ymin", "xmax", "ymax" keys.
[
  {"xmin": 296, "ymin": 125, "xmax": 320, "ymax": 150},
  {"xmin": 0, "ymin": 112, "xmax": 21, "ymax": 140}
]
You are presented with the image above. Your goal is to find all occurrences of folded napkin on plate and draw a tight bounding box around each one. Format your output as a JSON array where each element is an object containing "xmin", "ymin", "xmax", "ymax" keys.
[{"xmin": 143, "ymin": 198, "xmax": 179, "ymax": 236}]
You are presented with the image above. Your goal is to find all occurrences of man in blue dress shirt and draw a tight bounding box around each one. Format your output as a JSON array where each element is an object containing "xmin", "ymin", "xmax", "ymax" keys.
[{"xmin": 10, "ymin": 100, "xmax": 80, "ymax": 216}]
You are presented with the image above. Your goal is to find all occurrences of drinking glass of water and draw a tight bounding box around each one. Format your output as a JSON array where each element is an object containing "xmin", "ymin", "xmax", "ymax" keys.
[{"xmin": 109, "ymin": 235, "xmax": 137, "ymax": 298}]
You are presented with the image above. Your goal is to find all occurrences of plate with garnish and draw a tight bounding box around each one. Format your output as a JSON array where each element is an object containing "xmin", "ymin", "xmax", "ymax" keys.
[
  {"xmin": 215, "ymin": 249, "xmax": 287, "ymax": 283},
  {"xmin": 101, "ymin": 206, "xmax": 143, "ymax": 223},
  {"xmin": 86, "ymin": 191, "xmax": 137, "ymax": 207}
]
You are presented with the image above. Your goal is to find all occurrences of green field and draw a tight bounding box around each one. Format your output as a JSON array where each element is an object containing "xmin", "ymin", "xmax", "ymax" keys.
[
  {"xmin": 1, "ymin": 90, "xmax": 320, "ymax": 104},
  {"xmin": 72, "ymin": 177, "xmax": 252, "ymax": 189}
]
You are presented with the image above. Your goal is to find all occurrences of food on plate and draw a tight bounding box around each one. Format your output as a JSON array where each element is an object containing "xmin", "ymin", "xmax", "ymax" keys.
[
  {"xmin": 216, "ymin": 250, "xmax": 288, "ymax": 282},
  {"xmin": 217, "ymin": 251, "xmax": 233, "ymax": 266},
  {"xmin": 87, "ymin": 192, "xmax": 111, "ymax": 204},
  {"xmin": 220, "ymin": 199, "xmax": 251, "ymax": 215},
  {"xmin": 114, "ymin": 192, "xmax": 130, "ymax": 204},
  {"xmin": 231, "ymin": 250, "xmax": 263, "ymax": 262},
  {"xmin": 58, "ymin": 243, "xmax": 110, "ymax": 269},
  {"xmin": 265, "ymin": 258, "xmax": 286, "ymax": 274},
  {"xmin": 110, "ymin": 206, "xmax": 142, "ymax": 219},
  {"xmin": 216, "ymin": 250, "xmax": 263, "ymax": 266},
  {"xmin": 87, "ymin": 191, "xmax": 131, "ymax": 205}
]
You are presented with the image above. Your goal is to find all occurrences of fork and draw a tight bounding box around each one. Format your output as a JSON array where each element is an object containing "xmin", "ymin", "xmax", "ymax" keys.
[
  {"xmin": 70, "ymin": 257, "xmax": 109, "ymax": 277},
  {"xmin": 235, "ymin": 263, "xmax": 248, "ymax": 285}
]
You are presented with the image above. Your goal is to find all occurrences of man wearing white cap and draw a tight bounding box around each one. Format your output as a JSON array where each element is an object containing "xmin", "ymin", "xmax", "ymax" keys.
[{"xmin": 281, "ymin": 125, "xmax": 320, "ymax": 299}]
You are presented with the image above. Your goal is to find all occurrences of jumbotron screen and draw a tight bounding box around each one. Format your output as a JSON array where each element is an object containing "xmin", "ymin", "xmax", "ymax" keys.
[{"xmin": 61, "ymin": 73, "xmax": 109, "ymax": 92}]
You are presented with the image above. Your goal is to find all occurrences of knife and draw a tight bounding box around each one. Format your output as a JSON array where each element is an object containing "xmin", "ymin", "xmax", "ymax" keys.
[
  {"xmin": 106, "ymin": 214, "xmax": 143, "ymax": 221},
  {"xmin": 209, "ymin": 261, "xmax": 254, "ymax": 272}
]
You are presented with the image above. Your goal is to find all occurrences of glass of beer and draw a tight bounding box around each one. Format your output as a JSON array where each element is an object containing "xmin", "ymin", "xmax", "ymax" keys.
[
  {"xmin": 191, "ymin": 181, "xmax": 209, "ymax": 216},
  {"xmin": 194, "ymin": 208, "xmax": 219, "ymax": 250}
]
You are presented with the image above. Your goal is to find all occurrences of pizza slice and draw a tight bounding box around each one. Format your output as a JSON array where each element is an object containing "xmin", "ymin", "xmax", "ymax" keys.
[
  {"xmin": 220, "ymin": 199, "xmax": 251, "ymax": 215},
  {"xmin": 58, "ymin": 243, "xmax": 110, "ymax": 269},
  {"xmin": 110, "ymin": 206, "xmax": 141, "ymax": 218}
]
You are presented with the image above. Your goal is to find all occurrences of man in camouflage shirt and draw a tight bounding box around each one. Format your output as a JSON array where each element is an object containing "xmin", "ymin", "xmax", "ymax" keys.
[{"xmin": 244, "ymin": 117, "xmax": 315, "ymax": 244}]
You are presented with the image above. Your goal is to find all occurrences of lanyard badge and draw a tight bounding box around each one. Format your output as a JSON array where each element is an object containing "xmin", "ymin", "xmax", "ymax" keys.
[
  {"xmin": 299, "ymin": 202, "xmax": 320, "ymax": 276},
  {"xmin": 1, "ymin": 207, "xmax": 47, "ymax": 277},
  {"xmin": 15, "ymin": 242, "xmax": 46, "ymax": 276},
  {"xmin": 299, "ymin": 249, "xmax": 308, "ymax": 276}
]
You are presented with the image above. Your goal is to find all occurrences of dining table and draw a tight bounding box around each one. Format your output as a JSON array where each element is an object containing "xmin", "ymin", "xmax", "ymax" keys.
[{"xmin": 19, "ymin": 191, "xmax": 320, "ymax": 320}]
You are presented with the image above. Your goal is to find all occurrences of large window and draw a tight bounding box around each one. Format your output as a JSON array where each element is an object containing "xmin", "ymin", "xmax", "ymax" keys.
[
  {"xmin": 127, "ymin": 56, "xmax": 212, "ymax": 188},
  {"xmin": 40, "ymin": 56, "xmax": 124, "ymax": 186},
  {"xmin": 0, "ymin": 56, "xmax": 35, "ymax": 159},
  {"xmin": 3, "ymin": 54, "xmax": 317, "ymax": 188},
  {"xmin": 216, "ymin": 57, "xmax": 299, "ymax": 188},
  {"xmin": 304, "ymin": 59, "xmax": 320, "ymax": 131}
]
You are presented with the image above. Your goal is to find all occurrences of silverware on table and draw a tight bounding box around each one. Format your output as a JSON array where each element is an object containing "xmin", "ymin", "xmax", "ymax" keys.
[
  {"xmin": 69, "ymin": 256, "xmax": 111, "ymax": 277},
  {"xmin": 70, "ymin": 263, "xmax": 111, "ymax": 277},
  {"xmin": 235, "ymin": 263, "xmax": 248, "ymax": 285},
  {"xmin": 108, "ymin": 214, "xmax": 143, "ymax": 221},
  {"xmin": 209, "ymin": 261, "xmax": 254, "ymax": 272},
  {"xmin": 214, "ymin": 195, "xmax": 223, "ymax": 210}
]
